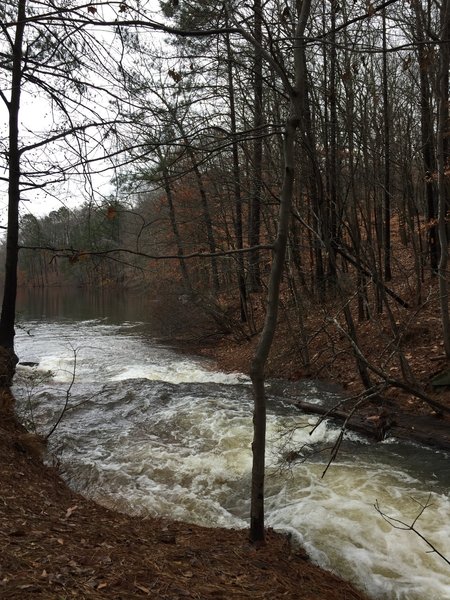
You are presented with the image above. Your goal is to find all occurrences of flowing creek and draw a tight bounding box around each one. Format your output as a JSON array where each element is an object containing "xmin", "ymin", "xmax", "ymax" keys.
[{"xmin": 11, "ymin": 296, "xmax": 450, "ymax": 600}]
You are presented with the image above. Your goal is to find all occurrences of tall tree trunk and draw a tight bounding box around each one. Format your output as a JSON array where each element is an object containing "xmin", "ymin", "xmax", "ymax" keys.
[
  {"xmin": 248, "ymin": 0, "xmax": 263, "ymax": 292},
  {"xmin": 302, "ymin": 73, "xmax": 325, "ymax": 299},
  {"xmin": 161, "ymin": 163, "xmax": 192, "ymax": 292},
  {"xmin": 175, "ymin": 118, "xmax": 220, "ymax": 291},
  {"xmin": 225, "ymin": 24, "xmax": 248, "ymax": 322},
  {"xmin": 382, "ymin": 8, "xmax": 392, "ymax": 281},
  {"xmin": 437, "ymin": 0, "xmax": 450, "ymax": 356},
  {"xmin": 249, "ymin": 0, "xmax": 312, "ymax": 543},
  {"xmin": 343, "ymin": 51, "xmax": 367, "ymax": 319},
  {"xmin": 0, "ymin": 0, "xmax": 26, "ymax": 361},
  {"xmin": 327, "ymin": 0, "xmax": 338, "ymax": 285},
  {"xmin": 414, "ymin": 0, "xmax": 439, "ymax": 272},
  {"xmin": 192, "ymin": 163, "xmax": 220, "ymax": 291}
]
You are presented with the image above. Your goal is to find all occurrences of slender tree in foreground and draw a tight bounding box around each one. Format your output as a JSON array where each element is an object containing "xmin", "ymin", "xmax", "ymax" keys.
[{"xmin": 242, "ymin": 0, "xmax": 312, "ymax": 542}]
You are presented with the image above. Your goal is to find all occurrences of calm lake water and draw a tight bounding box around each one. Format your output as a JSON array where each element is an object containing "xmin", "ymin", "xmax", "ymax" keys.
[{"xmin": 12, "ymin": 287, "xmax": 450, "ymax": 600}]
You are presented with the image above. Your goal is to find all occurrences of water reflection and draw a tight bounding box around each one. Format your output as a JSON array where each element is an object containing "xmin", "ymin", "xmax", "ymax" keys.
[{"xmin": 16, "ymin": 286, "xmax": 210, "ymax": 339}]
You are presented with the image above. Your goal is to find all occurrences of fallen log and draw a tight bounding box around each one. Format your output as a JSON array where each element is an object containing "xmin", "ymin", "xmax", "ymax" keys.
[
  {"xmin": 294, "ymin": 400, "xmax": 390, "ymax": 442},
  {"xmin": 294, "ymin": 400, "xmax": 450, "ymax": 452}
]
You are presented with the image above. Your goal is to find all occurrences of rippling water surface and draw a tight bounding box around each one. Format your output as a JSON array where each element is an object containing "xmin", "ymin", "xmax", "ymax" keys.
[{"xmin": 12, "ymin": 317, "xmax": 450, "ymax": 600}]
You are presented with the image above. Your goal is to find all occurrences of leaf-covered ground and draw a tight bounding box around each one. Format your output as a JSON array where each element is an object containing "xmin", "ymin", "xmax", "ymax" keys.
[
  {"xmin": 202, "ymin": 269, "xmax": 450, "ymax": 453},
  {"xmin": 0, "ymin": 389, "xmax": 369, "ymax": 600}
]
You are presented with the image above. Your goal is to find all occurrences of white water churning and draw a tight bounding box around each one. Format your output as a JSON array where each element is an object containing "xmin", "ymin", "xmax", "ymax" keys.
[{"xmin": 13, "ymin": 319, "xmax": 450, "ymax": 600}]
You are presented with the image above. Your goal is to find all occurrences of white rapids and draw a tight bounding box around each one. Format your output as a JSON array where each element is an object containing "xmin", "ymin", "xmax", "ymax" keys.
[{"xmin": 13, "ymin": 319, "xmax": 450, "ymax": 600}]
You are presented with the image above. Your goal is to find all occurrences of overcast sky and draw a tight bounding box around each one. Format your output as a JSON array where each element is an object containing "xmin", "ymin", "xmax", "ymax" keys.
[
  {"xmin": 0, "ymin": 0, "xmax": 165, "ymax": 228},
  {"xmin": 0, "ymin": 72, "xmax": 117, "ymax": 231}
]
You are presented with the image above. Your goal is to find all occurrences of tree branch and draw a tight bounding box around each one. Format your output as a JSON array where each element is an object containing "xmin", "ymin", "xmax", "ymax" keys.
[
  {"xmin": 375, "ymin": 496, "xmax": 450, "ymax": 567},
  {"xmin": 19, "ymin": 244, "xmax": 275, "ymax": 261}
]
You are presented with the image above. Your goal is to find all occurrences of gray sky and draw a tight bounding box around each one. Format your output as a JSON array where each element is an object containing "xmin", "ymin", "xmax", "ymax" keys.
[{"xmin": 0, "ymin": 0, "xmax": 165, "ymax": 227}]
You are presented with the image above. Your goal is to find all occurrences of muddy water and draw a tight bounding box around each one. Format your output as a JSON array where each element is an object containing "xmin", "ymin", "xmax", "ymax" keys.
[{"xmin": 12, "ymin": 290, "xmax": 450, "ymax": 600}]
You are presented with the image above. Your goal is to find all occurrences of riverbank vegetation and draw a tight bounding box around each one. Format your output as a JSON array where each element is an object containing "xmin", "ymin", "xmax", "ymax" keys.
[
  {"xmin": 13, "ymin": 180, "xmax": 450, "ymax": 448},
  {"xmin": 3, "ymin": 0, "xmax": 448, "ymax": 429}
]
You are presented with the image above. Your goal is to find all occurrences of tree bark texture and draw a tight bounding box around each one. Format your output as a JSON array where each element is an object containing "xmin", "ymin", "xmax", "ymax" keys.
[
  {"xmin": 0, "ymin": 0, "xmax": 26, "ymax": 355},
  {"xmin": 249, "ymin": 0, "xmax": 312, "ymax": 543},
  {"xmin": 382, "ymin": 8, "xmax": 392, "ymax": 281},
  {"xmin": 414, "ymin": 0, "xmax": 439, "ymax": 272},
  {"xmin": 225, "ymin": 26, "xmax": 248, "ymax": 322},
  {"xmin": 437, "ymin": 0, "xmax": 450, "ymax": 356},
  {"xmin": 248, "ymin": 0, "xmax": 263, "ymax": 292}
]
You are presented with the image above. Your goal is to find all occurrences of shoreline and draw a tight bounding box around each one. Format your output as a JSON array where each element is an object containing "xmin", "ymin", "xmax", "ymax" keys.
[
  {"xmin": 0, "ymin": 384, "xmax": 370, "ymax": 600},
  {"xmin": 3, "ymin": 317, "xmax": 449, "ymax": 599},
  {"xmin": 192, "ymin": 331, "xmax": 450, "ymax": 454}
]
